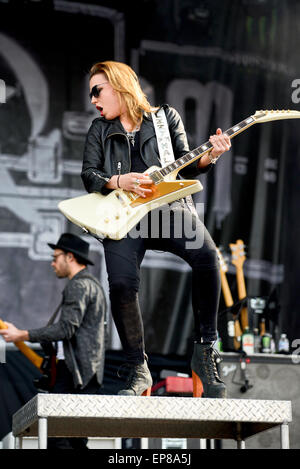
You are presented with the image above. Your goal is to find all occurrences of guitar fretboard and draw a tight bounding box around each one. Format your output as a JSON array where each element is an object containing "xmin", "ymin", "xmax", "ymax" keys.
[{"xmin": 158, "ymin": 115, "xmax": 255, "ymax": 177}]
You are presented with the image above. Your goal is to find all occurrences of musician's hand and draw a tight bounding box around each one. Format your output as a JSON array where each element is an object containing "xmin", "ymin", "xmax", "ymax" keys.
[
  {"xmin": 118, "ymin": 172, "xmax": 153, "ymax": 198},
  {"xmin": 0, "ymin": 322, "xmax": 28, "ymax": 342},
  {"xmin": 209, "ymin": 128, "xmax": 231, "ymax": 159}
]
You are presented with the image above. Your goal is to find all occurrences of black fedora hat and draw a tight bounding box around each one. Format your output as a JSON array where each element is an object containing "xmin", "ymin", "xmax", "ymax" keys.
[{"xmin": 48, "ymin": 233, "xmax": 94, "ymax": 265}]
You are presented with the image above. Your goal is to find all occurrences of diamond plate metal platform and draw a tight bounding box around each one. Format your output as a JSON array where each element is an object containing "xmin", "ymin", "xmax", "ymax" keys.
[{"xmin": 12, "ymin": 394, "xmax": 292, "ymax": 449}]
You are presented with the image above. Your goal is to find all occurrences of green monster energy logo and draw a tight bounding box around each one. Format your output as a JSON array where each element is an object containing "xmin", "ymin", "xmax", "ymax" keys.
[{"xmin": 246, "ymin": 8, "xmax": 277, "ymax": 47}]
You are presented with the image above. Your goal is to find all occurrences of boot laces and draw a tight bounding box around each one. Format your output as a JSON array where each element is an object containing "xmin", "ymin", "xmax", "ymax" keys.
[{"xmin": 204, "ymin": 347, "xmax": 222, "ymax": 382}]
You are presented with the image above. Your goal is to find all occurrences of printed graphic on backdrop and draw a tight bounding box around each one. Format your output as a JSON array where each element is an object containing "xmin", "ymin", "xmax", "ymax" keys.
[
  {"xmin": 0, "ymin": 0, "xmax": 300, "ymax": 351},
  {"xmin": 0, "ymin": 1, "xmax": 125, "ymax": 328}
]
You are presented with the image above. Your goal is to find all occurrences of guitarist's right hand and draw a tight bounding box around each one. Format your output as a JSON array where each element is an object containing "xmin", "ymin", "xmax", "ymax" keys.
[
  {"xmin": 0, "ymin": 321, "xmax": 29, "ymax": 342},
  {"xmin": 106, "ymin": 172, "xmax": 153, "ymax": 198}
]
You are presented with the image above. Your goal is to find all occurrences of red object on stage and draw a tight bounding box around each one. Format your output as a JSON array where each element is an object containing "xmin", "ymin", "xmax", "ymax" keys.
[{"xmin": 152, "ymin": 376, "xmax": 193, "ymax": 396}]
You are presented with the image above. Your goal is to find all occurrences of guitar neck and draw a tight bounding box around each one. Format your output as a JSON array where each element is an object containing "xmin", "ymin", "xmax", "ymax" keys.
[
  {"xmin": 229, "ymin": 239, "xmax": 249, "ymax": 331},
  {"xmin": 236, "ymin": 267, "xmax": 247, "ymax": 300},
  {"xmin": 219, "ymin": 268, "xmax": 243, "ymax": 351},
  {"xmin": 159, "ymin": 115, "xmax": 256, "ymax": 177},
  {"xmin": 220, "ymin": 271, "xmax": 234, "ymax": 308},
  {"xmin": 0, "ymin": 319, "xmax": 43, "ymax": 370},
  {"xmin": 234, "ymin": 265, "xmax": 249, "ymax": 330}
]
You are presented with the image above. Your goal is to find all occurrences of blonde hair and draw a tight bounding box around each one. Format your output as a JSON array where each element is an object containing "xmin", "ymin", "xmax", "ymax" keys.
[{"xmin": 89, "ymin": 61, "xmax": 156, "ymax": 127}]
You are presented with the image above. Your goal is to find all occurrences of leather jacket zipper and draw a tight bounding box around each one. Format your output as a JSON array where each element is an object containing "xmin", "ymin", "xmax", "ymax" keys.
[
  {"xmin": 107, "ymin": 132, "xmax": 132, "ymax": 171},
  {"xmin": 92, "ymin": 171, "xmax": 110, "ymax": 183}
]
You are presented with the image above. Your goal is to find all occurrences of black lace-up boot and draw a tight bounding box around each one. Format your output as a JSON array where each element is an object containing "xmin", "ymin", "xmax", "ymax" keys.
[
  {"xmin": 118, "ymin": 355, "xmax": 153, "ymax": 396},
  {"xmin": 191, "ymin": 343, "xmax": 227, "ymax": 398}
]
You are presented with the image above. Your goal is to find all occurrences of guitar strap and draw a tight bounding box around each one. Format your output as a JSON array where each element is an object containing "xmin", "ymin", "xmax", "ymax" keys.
[
  {"xmin": 151, "ymin": 107, "xmax": 176, "ymax": 166},
  {"xmin": 42, "ymin": 298, "xmax": 84, "ymax": 389},
  {"xmin": 47, "ymin": 300, "xmax": 63, "ymax": 326},
  {"xmin": 151, "ymin": 108, "xmax": 197, "ymax": 215},
  {"xmin": 44, "ymin": 300, "xmax": 63, "ymax": 355}
]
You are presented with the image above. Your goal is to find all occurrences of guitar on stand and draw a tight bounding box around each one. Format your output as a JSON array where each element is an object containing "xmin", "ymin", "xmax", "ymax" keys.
[
  {"xmin": 229, "ymin": 240, "xmax": 249, "ymax": 332},
  {"xmin": 0, "ymin": 319, "xmax": 57, "ymax": 390},
  {"xmin": 228, "ymin": 242, "xmax": 255, "ymax": 391},
  {"xmin": 217, "ymin": 247, "xmax": 243, "ymax": 350}
]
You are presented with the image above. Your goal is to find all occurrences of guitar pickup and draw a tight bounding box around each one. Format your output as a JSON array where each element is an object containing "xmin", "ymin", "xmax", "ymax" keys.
[
  {"xmin": 149, "ymin": 171, "xmax": 163, "ymax": 184},
  {"xmin": 115, "ymin": 191, "xmax": 137, "ymax": 205}
]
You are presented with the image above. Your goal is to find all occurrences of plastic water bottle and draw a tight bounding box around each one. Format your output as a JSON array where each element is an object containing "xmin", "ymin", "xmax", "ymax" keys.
[{"xmin": 278, "ymin": 333, "xmax": 289, "ymax": 354}]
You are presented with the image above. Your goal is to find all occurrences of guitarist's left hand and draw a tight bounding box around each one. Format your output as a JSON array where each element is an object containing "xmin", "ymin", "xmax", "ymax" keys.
[
  {"xmin": 210, "ymin": 128, "xmax": 231, "ymax": 158},
  {"xmin": 0, "ymin": 321, "xmax": 29, "ymax": 342},
  {"xmin": 198, "ymin": 128, "xmax": 231, "ymax": 168}
]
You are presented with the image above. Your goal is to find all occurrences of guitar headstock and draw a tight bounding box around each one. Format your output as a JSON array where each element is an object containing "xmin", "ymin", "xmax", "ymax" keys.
[
  {"xmin": 253, "ymin": 109, "xmax": 300, "ymax": 123},
  {"xmin": 216, "ymin": 247, "xmax": 228, "ymax": 273},
  {"xmin": 229, "ymin": 239, "xmax": 246, "ymax": 269}
]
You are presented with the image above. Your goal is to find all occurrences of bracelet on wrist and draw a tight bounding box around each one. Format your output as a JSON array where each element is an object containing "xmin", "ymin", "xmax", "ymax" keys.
[
  {"xmin": 117, "ymin": 175, "xmax": 121, "ymax": 188},
  {"xmin": 208, "ymin": 150, "xmax": 220, "ymax": 165}
]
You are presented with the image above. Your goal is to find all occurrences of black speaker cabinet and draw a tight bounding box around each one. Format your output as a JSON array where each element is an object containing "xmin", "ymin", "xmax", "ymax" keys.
[
  {"xmin": 127, "ymin": 353, "xmax": 300, "ymax": 450},
  {"xmin": 145, "ymin": 353, "xmax": 299, "ymax": 450},
  {"xmin": 220, "ymin": 353, "xmax": 300, "ymax": 449}
]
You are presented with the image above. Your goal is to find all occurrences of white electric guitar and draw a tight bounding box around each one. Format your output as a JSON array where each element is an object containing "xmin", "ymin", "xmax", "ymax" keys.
[{"xmin": 59, "ymin": 110, "xmax": 300, "ymax": 240}]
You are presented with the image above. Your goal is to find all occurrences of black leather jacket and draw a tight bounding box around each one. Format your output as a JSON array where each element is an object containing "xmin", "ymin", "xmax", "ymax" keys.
[
  {"xmin": 81, "ymin": 105, "xmax": 211, "ymax": 195},
  {"xmin": 28, "ymin": 270, "xmax": 107, "ymax": 389}
]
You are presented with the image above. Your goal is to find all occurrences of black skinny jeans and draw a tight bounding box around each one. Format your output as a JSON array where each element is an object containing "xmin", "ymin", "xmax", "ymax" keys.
[{"xmin": 104, "ymin": 201, "xmax": 221, "ymax": 364}]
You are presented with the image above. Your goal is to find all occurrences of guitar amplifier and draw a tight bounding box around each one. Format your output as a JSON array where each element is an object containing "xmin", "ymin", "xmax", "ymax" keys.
[
  {"xmin": 147, "ymin": 354, "xmax": 300, "ymax": 449},
  {"xmin": 220, "ymin": 352, "xmax": 300, "ymax": 449}
]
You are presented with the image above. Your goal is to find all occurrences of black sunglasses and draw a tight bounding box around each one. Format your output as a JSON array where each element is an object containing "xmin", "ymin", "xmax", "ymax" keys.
[{"xmin": 89, "ymin": 82, "xmax": 108, "ymax": 100}]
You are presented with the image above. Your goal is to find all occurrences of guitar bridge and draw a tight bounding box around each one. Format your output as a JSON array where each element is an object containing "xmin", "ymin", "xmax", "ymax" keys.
[{"xmin": 115, "ymin": 191, "xmax": 137, "ymax": 204}]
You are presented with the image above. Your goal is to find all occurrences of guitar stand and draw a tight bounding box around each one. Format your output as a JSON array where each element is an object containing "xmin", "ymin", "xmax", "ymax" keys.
[{"xmin": 232, "ymin": 351, "xmax": 254, "ymax": 394}]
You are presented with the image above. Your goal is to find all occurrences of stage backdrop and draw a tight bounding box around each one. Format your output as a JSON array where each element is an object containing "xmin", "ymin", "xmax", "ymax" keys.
[{"xmin": 0, "ymin": 0, "xmax": 300, "ymax": 357}]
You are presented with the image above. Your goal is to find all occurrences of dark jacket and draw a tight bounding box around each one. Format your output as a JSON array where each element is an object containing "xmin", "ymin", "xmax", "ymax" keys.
[
  {"xmin": 28, "ymin": 269, "xmax": 107, "ymax": 389},
  {"xmin": 81, "ymin": 105, "xmax": 211, "ymax": 195}
]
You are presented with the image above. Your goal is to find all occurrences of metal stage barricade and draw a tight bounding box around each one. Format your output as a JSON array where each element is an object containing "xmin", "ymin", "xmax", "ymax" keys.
[{"xmin": 12, "ymin": 394, "xmax": 292, "ymax": 449}]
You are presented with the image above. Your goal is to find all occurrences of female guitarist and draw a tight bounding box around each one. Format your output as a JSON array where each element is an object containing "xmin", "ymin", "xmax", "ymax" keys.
[{"xmin": 82, "ymin": 60, "xmax": 231, "ymax": 398}]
